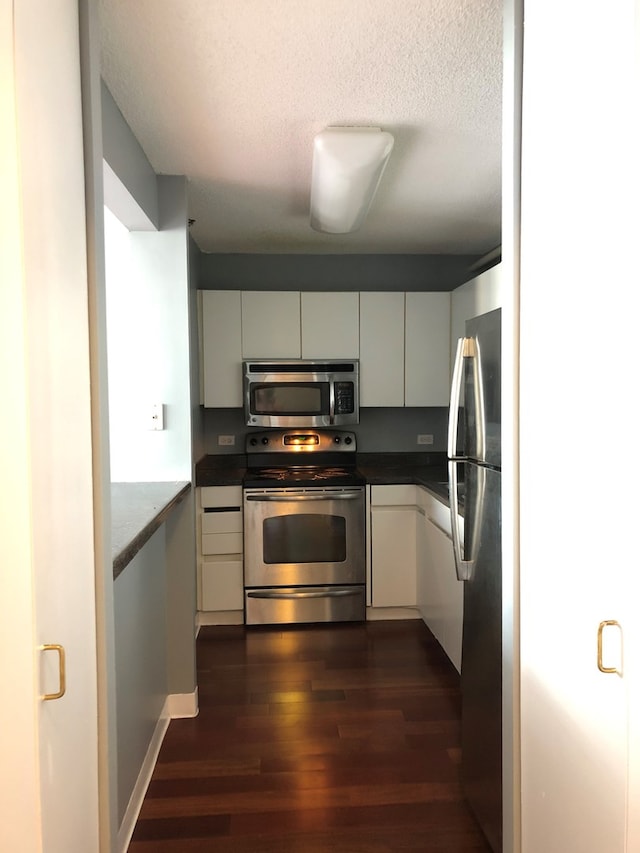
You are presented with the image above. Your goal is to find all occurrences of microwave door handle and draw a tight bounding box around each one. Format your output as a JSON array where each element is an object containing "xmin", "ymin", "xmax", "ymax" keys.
[{"xmin": 329, "ymin": 382, "xmax": 335, "ymax": 424}]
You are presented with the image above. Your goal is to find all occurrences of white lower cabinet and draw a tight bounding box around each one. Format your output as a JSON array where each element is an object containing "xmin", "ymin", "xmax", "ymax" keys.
[
  {"xmin": 416, "ymin": 486, "xmax": 463, "ymax": 672},
  {"xmin": 370, "ymin": 485, "xmax": 417, "ymax": 607},
  {"xmin": 198, "ymin": 486, "xmax": 244, "ymax": 613}
]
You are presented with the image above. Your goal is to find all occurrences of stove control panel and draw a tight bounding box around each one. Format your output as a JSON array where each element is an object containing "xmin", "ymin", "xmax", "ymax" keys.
[{"xmin": 246, "ymin": 429, "xmax": 357, "ymax": 453}]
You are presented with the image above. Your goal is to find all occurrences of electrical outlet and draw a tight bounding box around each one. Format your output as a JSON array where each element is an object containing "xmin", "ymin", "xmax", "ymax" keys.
[
  {"xmin": 217, "ymin": 435, "xmax": 235, "ymax": 446},
  {"xmin": 417, "ymin": 434, "xmax": 434, "ymax": 445}
]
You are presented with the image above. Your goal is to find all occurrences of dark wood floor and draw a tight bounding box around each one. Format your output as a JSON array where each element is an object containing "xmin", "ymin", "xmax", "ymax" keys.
[{"xmin": 128, "ymin": 619, "xmax": 492, "ymax": 852}]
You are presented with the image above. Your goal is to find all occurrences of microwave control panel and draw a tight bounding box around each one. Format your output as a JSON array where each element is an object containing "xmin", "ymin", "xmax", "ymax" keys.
[{"xmin": 334, "ymin": 381, "xmax": 355, "ymax": 414}]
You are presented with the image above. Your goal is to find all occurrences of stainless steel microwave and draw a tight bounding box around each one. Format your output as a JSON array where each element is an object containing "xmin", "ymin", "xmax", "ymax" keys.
[{"xmin": 243, "ymin": 359, "xmax": 359, "ymax": 427}]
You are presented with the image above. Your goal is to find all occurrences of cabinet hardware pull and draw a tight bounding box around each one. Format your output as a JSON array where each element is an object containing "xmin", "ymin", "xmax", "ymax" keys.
[
  {"xmin": 246, "ymin": 492, "xmax": 361, "ymax": 502},
  {"xmin": 41, "ymin": 644, "xmax": 66, "ymax": 700},
  {"xmin": 597, "ymin": 620, "xmax": 622, "ymax": 675}
]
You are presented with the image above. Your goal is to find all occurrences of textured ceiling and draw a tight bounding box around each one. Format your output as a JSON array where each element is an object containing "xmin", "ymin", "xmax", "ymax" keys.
[{"xmin": 99, "ymin": 0, "xmax": 502, "ymax": 255}]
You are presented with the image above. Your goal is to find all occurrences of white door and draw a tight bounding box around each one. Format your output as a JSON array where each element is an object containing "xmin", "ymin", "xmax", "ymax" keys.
[
  {"xmin": 0, "ymin": 2, "xmax": 101, "ymax": 850},
  {"xmin": 518, "ymin": 1, "xmax": 637, "ymax": 850}
]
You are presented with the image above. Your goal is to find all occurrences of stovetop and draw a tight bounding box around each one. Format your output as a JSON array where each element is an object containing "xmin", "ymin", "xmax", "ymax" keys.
[
  {"xmin": 243, "ymin": 464, "xmax": 365, "ymax": 488},
  {"xmin": 244, "ymin": 429, "xmax": 363, "ymax": 488}
]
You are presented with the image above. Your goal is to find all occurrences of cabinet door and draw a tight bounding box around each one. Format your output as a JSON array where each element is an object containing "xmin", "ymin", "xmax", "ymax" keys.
[
  {"xmin": 370, "ymin": 506, "xmax": 416, "ymax": 606},
  {"xmin": 359, "ymin": 292, "xmax": 405, "ymax": 406},
  {"xmin": 301, "ymin": 292, "xmax": 359, "ymax": 358},
  {"xmin": 416, "ymin": 506, "xmax": 433, "ymax": 621},
  {"xmin": 241, "ymin": 291, "xmax": 301, "ymax": 358},
  {"xmin": 424, "ymin": 514, "xmax": 463, "ymax": 672},
  {"xmin": 405, "ymin": 292, "xmax": 451, "ymax": 407},
  {"xmin": 200, "ymin": 290, "xmax": 243, "ymax": 407},
  {"xmin": 200, "ymin": 557, "xmax": 244, "ymax": 611}
]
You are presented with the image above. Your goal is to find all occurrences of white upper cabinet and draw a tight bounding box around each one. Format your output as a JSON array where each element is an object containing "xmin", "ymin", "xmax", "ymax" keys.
[
  {"xmin": 301, "ymin": 292, "xmax": 359, "ymax": 358},
  {"xmin": 241, "ymin": 291, "xmax": 301, "ymax": 358},
  {"xmin": 200, "ymin": 290, "xmax": 243, "ymax": 408},
  {"xmin": 359, "ymin": 292, "xmax": 405, "ymax": 407},
  {"xmin": 405, "ymin": 292, "xmax": 451, "ymax": 407},
  {"xmin": 199, "ymin": 288, "xmax": 451, "ymax": 409}
]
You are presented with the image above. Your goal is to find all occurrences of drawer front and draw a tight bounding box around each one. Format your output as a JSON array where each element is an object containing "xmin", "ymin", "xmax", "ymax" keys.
[
  {"xmin": 200, "ymin": 485, "xmax": 242, "ymax": 509},
  {"xmin": 200, "ymin": 558, "xmax": 244, "ymax": 611},
  {"xmin": 427, "ymin": 497, "xmax": 452, "ymax": 538},
  {"xmin": 202, "ymin": 531, "xmax": 243, "ymax": 555},
  {"xmin": 371, "ymin": 484, "xmax": 416, "ymax": 506},
  {"xmin": 202, "ymin": 509, "xmax": 243, "ymax": 535}
]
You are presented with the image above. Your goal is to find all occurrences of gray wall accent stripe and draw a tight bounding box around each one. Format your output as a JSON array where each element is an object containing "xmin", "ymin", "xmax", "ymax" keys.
[{"xmin": 197, "ymin": 252, "xmax": 482, "ymax": 292}]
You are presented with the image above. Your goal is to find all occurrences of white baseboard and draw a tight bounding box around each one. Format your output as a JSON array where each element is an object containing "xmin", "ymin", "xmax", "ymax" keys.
[
  {"xmin": 197, "ymin": 610, "xmax": 244, "ymax": 626},
  {"xmin": 167, "ymin": 687, "xmax": 199, "ymax": 719},
  {"xmin": 116, "ymin": 688, "xmax": 199, "ymax": 853},
  {"xmin": 366, "ymin": 606, "xmax": 421, "ymax": 621}
]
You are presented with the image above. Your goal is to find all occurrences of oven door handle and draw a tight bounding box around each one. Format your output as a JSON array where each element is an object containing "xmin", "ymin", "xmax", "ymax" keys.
[
  {"xmin": 245, "ymin": 492, "xmax": 362, "ymax": 502},
  {"xmin": 247, "ymin": 588, "xmax": 361, "ymax": 600}
]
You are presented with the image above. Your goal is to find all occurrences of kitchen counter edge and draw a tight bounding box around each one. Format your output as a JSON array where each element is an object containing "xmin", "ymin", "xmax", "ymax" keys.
[
  {"xmin": 112, "ymin": 480, "xmax": 191, "ymax": 580},
  {"xmin": 194, "ymin": 452, "xmax": 454, "ymax": 505}
]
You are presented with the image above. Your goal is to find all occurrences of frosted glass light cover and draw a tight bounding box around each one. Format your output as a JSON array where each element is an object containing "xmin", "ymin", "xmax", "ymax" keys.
[{"xmin": 310, "ymin": 127, "xmax": 395, "ymax": 234}]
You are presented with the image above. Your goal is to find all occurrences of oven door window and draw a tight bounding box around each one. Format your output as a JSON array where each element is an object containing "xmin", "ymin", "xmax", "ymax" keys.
[
  {"xmin": 263, "ymin": 513, "xmax": 346, "ymax": 564},
  {"xmin": 251, "ymin": 382, "xmax": 329, "ymax": 416}
]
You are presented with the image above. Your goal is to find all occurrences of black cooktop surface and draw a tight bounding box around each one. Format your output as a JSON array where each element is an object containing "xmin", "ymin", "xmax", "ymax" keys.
[{"xmin": 243, "ymin": 463, "xmax": 365, "ymax": 488}]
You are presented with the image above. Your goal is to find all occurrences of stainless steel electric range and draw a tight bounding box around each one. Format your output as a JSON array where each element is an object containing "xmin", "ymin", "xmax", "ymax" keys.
[{"xmin": 243, "ymin": 429, "xmax": 366, "ymax": 626}]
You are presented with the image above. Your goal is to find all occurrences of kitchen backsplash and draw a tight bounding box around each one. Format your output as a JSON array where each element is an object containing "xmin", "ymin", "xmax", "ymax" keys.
[{"xmin": 203, "ymin": 407, "xmax": 449, "ymax": 455}]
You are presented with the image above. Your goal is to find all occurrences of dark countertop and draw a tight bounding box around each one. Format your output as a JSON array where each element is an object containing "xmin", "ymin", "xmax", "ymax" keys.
[
  {"xmin": 194, "ymin": 451, "xmax": 456, "ymax": 505},
  {"xmin": 195, "ymin": 454, "xmax": 247, "ymax": 487},
  {"xmin": 111, "ymin": 481, "xmax": 191, "ymax": 580}
]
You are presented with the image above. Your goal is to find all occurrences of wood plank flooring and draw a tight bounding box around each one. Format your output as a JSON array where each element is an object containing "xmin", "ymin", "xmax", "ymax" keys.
[{"xmin": 128, "ymin": 619, "xmax": 492, "ymax": 852}]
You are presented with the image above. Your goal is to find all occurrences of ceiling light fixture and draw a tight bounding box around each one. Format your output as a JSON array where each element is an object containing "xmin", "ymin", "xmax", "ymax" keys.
[{"xmin": 310, "ymin": 127, "xmax": 394, "ymax": 234}]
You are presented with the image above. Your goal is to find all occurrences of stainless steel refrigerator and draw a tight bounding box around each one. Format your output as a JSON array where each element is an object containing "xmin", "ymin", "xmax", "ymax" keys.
[{"xmin": 447, "ymin": 307, "xmax": 502, "ymax": 853}]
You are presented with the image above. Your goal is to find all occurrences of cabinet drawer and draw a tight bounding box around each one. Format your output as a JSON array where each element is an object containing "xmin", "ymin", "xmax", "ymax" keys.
[
  {"xmin": 427, "ymin": 499, "xmax": 453, "ymax": 539},
  {"xmin": 200, "ymin": 557, "xmax": 244, "ymax": 611},
  {"xmin": 200, "ymin": 485, "xmax": 242, "ymax": 509},
  {"xmin": 202, "ymin": 531, "xmax": 243, "ymax": 555},
  {"xmin": 371, "ymin": 484, "xmax": 416, "ymax": 506},
  {"xmin": 202, "ymin": 509, "xmax": 243, "ymax": 535}
]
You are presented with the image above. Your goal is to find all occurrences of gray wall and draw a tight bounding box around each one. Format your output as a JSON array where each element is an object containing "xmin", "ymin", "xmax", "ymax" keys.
[
  {"xmin": 101, "ymin": 80, "xmax": 159, "ymax": 227},
  {"xmin": 113, "ymin": 529, "xmax": 167, "ymax": 826},
  {"xmin": 189, "ymin": 234, "xmax": 206, "ymax": 467},
  {"xmin": 197, "ymin": 252, "xmax": 481, "ymax": 292},
  {"xmin": 203, "ymin": 406, "xmax": 449, "ymax": 455},
  {"xmin": 102, "ymin": 79, "xmax": 198, "ymax": 836}
]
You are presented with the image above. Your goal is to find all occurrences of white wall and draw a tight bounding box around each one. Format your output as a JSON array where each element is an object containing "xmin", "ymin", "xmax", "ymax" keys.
[{"xmin": 105, "ymin": 178, "xmax": 192, "ymax": 482}]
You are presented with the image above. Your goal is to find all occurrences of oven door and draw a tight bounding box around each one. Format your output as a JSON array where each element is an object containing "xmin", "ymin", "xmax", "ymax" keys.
[{"xmin": 243, "ymin": 486, "xmax": 365, "ymax": 588}]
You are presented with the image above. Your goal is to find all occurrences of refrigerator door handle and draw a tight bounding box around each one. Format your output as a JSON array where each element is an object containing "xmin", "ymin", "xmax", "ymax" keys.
[
  {"xmin": 447, "ymin": 337, "xmax": 466, "ymax": 458},
  {"xmin": 448, "ymin": 335, "xmax": 486, "ymax": 463},
  {"xmin": 448, "ymin": 460, "xmax": 473, "ymax": 581}
]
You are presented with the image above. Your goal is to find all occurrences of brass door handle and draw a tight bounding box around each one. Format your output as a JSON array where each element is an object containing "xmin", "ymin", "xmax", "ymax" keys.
[
  {"xmin": 41, "ymin": 644, "xmax": 66, "ymax": 700},
  {"xmin": 597, "ymin": 620, "xmax": 622, "ymax": 675}
]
